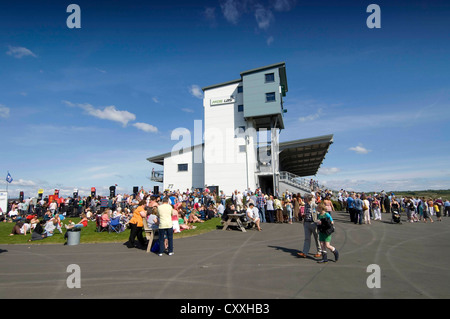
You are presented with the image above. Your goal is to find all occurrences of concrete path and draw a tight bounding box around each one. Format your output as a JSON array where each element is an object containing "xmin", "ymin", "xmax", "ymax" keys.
[{"xmin": 1, "ymin": 211, "xmax": 449, "ymax": 300}]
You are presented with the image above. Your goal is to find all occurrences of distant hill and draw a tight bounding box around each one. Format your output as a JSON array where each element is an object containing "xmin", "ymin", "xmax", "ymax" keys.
[{"xmin": 369, "ymin": 189, "xmax": 450, "ymax": 199}]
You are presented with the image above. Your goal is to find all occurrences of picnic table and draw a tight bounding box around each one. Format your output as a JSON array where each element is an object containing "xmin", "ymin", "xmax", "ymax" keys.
[{"xmin": 222, "ymin": 213, "xmax": 247, "ymax": 232}]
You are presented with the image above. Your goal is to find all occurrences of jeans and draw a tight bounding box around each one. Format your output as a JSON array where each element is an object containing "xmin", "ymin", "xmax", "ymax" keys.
[
  {"xmin": 267, "ymin": 210, "xmax": 275, "ymax": 223},
  {"xmin": 258, "ymin": 207, "xmax": 266, "ymax": 223},
  {"xmin": 355, "ymin": 209, "xmax": 363, "ymax": 224},
  {"xmin": 158, "ymin": 228, "xmax": 173, "ymax": 254}
]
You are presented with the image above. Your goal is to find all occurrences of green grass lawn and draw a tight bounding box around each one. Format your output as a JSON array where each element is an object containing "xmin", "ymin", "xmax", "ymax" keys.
[{"xmin": 0, "ymin": 217, "xmax": 222, "ymax": 245}]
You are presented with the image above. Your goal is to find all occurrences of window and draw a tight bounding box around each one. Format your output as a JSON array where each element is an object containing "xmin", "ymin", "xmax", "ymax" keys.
[
  {"xmin": 239, "ymin": 145, "xmax": 246, "ymax": 153},
  {"xmin": 238, "ymin": 104, "xmax": 244, "ymax": 112},
  {"xmin": 178, "ymin": 163, "xmax": 188, "ymax": 172},
  {"xmin": 238, "ymin": 126, "xmax": 246, "ymax": 133},
  {"xmin": 265, "ymin": 73, "xmax": 275, "ymax": 82},
  {"xmin": 237, "ymin": 86, "xmax": 243, "ymax": 93},
  {"xmin": 265, "ymin": 92, "xmax": 276, "ymax": 102}
]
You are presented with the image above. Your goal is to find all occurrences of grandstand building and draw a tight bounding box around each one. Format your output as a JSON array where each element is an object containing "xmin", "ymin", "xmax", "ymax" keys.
[{"xmin": 147, "ymin": 62, "xmax": 333, "ymax": 195}]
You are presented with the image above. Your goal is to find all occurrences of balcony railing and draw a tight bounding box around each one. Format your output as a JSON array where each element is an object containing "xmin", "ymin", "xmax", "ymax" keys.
[{"xmin": 150, "ymin": 170, "xmax": 163, "ymax": 182}]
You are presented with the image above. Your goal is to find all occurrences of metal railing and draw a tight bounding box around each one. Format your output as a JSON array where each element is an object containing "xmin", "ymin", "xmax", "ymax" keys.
[
  {"xmin": 279, "ymin": 171, "xmax": 328, "ymax": 193},
  {"xmin": 150, "ymin": 170, "xmax": 164, "ymax": 182}
]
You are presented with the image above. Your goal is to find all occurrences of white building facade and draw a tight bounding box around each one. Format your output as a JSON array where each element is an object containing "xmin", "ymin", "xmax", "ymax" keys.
[{"xmin": 148, "ymin": 62, "xmax": 333, "ymax": 196}]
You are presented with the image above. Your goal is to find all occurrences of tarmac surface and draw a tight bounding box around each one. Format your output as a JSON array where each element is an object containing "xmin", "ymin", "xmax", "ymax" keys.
[{"xmin": 1, "ymin": 211, "xmax": 450, "ymax": 301}]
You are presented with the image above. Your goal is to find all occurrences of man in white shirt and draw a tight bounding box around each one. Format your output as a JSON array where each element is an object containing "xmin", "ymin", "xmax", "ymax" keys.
[
  {"xmin": 236, "ymin": 192, "xmax": 243, "ymax": 211},
  {"xmin": 246, "ymin": 203, "xmax": 261, "ymax": 231},
  {"xmin": 157, "ymin": 197, "xmax": 174, "ymax": 256},
  {"xmin": 217, "ymin": 203, "xmax": 225, "ymax": 216}
]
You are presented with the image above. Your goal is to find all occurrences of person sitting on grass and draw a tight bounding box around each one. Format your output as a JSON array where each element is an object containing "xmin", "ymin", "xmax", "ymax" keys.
[
  {"xmin": 188, "ymin": 208, "xmax": 204, "ymax": 224},
  {"xmin": 65, "ymin": 213, "xmax": 88, "ymax": 230},
  {"xmin": 29, "ymin": 220, "xmax": 47, "ymax": 241},
  {"xmin": 9, "ymin": 220, "xmax": 32, "ymax": 236},
  {"xmin": 44, "ymin": 216, "xmax": 64, "ymax": 237},
  {"xmin": 178, "ymin": 210, "xmax": 195, "ymax": 231}
]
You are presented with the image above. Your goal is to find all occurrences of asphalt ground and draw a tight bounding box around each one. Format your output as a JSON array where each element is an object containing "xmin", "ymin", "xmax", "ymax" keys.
[{"xmin": 1, "ymin": 211, "xmax": 449, "ymax": 304}]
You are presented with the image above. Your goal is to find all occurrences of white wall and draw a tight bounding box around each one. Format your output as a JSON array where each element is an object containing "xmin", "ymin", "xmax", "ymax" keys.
[
  {"xmin": 163, "ymin": 144, "xmax": 204, "ymax": 192},
  {"xmin": 203, "ymin": 83, "xmax": 258, "ymax": 196}
]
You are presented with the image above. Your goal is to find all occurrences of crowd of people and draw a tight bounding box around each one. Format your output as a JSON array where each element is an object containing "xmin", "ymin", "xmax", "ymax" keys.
[
  {"xmin": 2, "ymin": 186, "xmax": 449, "ymax": 254},
  {"xmin": 337, "ymin": 190, "xmax": 450, "ymax": 224}
]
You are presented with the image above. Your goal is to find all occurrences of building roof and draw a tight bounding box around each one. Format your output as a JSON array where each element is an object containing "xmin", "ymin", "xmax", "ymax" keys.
[
  {"xmin": 148, "ymin": 134, "xmax": 333, "ymax": 178},
  {"xmin": 147, "ymin": 144, "xmax": 204, "ymax": 165},
  {"xmin": 201, "ymin": 62, "xmax": 287, "ymax": 92},
  {"xmin": 201, "ymin": 79, "xmax": 242, "ymax": 92},
  {"xmin": 278, "ymin": 134, "xmax": 334, "ymax": 177},
  {"xmin": 240, "ymin": 61, "xmax": 288, "ymax": 93}
]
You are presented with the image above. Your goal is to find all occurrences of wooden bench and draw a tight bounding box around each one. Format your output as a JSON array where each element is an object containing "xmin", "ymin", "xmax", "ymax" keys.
[
  {"xmin": 142, "ymin": 218, "xmax": 158, "ymax": 253},
  {"xmin": 222, "ymin": 213, "xmax": 247, "ymax": 232}
]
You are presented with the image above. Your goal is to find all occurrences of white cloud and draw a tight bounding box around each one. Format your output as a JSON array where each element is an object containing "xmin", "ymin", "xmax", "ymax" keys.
[
  {"xmin": 266, "ymin": 36, "xmax": 274, "ymax": 46},
  {"xmin": 318, "ymin": 167, "xmax": 341, "ymax": 175},
  {"xmin": 299, "ymin": 108, "xmax": 322, "ymax": 122},
  {"xmin": 63, "ymin": 101, "xmax": 136, "ymax": 127},
  {"xmin": 0, "ymin": 104, "xmax": 10, "ymax": 118},
  {"xmin": 133, "ymin": 122, "xmax": 158, "ymax": 133},
  {"xmin": 220, "ymin": 0, "xmax": 242, "ymax": 24},
  {"xmin": 204, "ymin": 7, "xmax": 217, "ymax": 26},
  {"xmin": 271, "ymin": 0, "xmax": 297, "ymax": 12},
  {"xmin": 349, "ymin": 145, "xmax": 371, "ymax": 154},
  {"xmin": 6, "ymin": 45, "xmax": 37, "ymax": 59},
  {"xmin": 181, "ymin": 108, "xmax": 195, "ymax": 113},
  {"xmin": 189, "ymin": 84, "xmax": 203, "ymax": 99},
  {"xmin": 152, "ymin": 97, "xmax": 160, "ymax": 103},
  {"xmin": 254, "ymin": 4, "xmax": 274, "ymax": 30}
]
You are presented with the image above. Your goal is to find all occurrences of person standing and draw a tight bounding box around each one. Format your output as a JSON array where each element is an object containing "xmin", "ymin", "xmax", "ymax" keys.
[
  {"xmin": 293, "ymin": 195, "xmax": 300, "ymax": 222},
  {"xmin": 372, "ymin": 196, "xmax": 382, "ymax": 221},
  {"xmin": 126, "ymin": 200, "xmax": 147, "ymax": 249},
  {"xmin": 266, "ymin": 195, "xmax": 275, "ymax": 223},
  {"xmin": 323, "ymin": 195, "xmax": 335, "ymax": 215},
  {"xmin": 362, "ymin": 194, "xmax": 371, "ymax": 225},
  {"xmin": 274, "ymin": 196, "xmax": 283, "ymax": 223},
  {"xmin": 157, "ymin": 197, "xmax": 174, "ymax": 256},
  {"xmin": 316, "ymin": 203, "xmax": 339, "ymax": 263},
  {"xmin": 286, "ymin": 199, "xmax": 293, "ymax": 224},
  {"xmin": 297, "ymin": 194, "xmax": 321, "ymax": 259},
  {"xmin": 444, "ymin": 199, "xmax": 450, "ymax": 217},
  {"xmin": 347, "ymin": 193, "xmax": 355, "ymax": 223},
  {"xmin": 354, "ymin": 194, "xmax": 364, "ymax": 225},
  {"xmin": 383, "ymin": 195, "xmax": 391, "ymax": 216},
  {"xmin": 235, "ymin": 192, "xmax": 243, "ymax": 212},
  {"xmin": 256, "ymin": 193, "xmax": 266, "ymax": 223}
]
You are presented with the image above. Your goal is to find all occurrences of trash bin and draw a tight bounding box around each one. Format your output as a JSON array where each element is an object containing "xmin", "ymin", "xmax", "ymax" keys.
[{"xmin": 67, "ymin": 228, "xmax": 81, "ymax": 246}]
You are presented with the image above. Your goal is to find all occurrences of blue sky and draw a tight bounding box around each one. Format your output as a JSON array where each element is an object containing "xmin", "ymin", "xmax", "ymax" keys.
[{"xmin": 0, "ymin": 0, "xmax": 449, "ymax": 197}]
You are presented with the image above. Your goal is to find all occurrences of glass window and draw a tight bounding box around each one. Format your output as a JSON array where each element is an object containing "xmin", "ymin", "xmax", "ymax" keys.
[
  {"xmin": 265, "ymin": 73, "xmax": 275, "ymax": 82},
  {"xmin": 265, "ymin": 92, "xmax": 276, "ymax": 102},
  {"xmin": 238, "ymin": 105, "xmax": 244, "ymax": 112},
  {"xmin": 237, "ymin": 86, "xmax": 243, "ymax": 93},
  {"xmin": 178, "ymin": 164, "xmax": 188, "ymax": 172},
  {"xmin": 239, "ymin": 145, "xmax": 246, "ymax": 153}
]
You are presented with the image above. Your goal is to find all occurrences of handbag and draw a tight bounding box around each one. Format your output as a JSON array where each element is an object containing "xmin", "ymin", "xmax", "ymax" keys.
[
  {"xmin": 325, "ymin": 224, "xmax": 335, "ymax": 236},
  {"xmin": 151, "ymin": 240, "xmax": 160, "ymax": 253}
]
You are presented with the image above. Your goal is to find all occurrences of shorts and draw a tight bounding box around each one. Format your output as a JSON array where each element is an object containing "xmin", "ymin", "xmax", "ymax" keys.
[{"xmin": 319, "ymin": 232, "xmax": 332, "ymax": 242}]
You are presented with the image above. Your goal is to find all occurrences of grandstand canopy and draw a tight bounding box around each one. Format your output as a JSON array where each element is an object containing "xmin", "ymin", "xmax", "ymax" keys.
[{"xmin": 278, "ymin": 134, "xmax": 333, "ymax": 177}]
